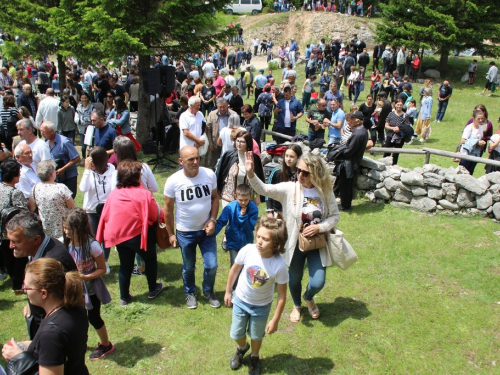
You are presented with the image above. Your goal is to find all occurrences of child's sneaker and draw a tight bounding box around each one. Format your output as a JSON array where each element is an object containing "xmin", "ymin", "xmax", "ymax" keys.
[
  {"xmin": 229, "ymin": 342, "xmax": 250, "ymax": 370},
  {"xmin": 248, "ymin": 355, "xmax": 262, "ymax": 375},
  {"xmin": 89, "ymin": 342, "xmax": 115, "ymax": 360}
]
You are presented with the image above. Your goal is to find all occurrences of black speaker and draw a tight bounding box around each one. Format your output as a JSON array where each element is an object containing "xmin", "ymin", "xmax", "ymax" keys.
[
  {"xmin": 159, "ymin": 66, "xmax": 175, "ymax": 93},
  {"xmin": 142, "ymin": 68, "xmax": 161, "ymax": 95}
]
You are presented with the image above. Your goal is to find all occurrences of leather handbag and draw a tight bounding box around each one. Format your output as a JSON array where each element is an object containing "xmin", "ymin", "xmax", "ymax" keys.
[
  {"xmin": 155, "ymin": 203, "xmax": 169, "ymax": 250},
  {"xmin": 327, "ymin": 227, "xmax": 358, "ymax": 270},
  {"xmin": 298, "ymin": 224, "xmax": 327, "ymax": 252},
  {"xmin": 6, "ymin": 350, "xmax": 39, "ymax": 375}
]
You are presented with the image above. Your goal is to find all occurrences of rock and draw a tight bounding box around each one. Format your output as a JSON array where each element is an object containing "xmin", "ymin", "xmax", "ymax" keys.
[
  {"xmin": 442, "ymin": 183, "xmax": 457, "ymax": 202},
  {"xmin": 360, "ymin": 156, "xmax": 386, "ymax": 171},
  {"xmin": 311, "ymin": 148, "xmax": 321, "ymax": 156},
  {"xmin": 410, "ymin": 196, "xmax": 437, "ymax": 212},
  {"xmin": 494, "ymin": 202, "xmax": 500, "ymax": 220},
  {"xmin": 393, "ymin": 188, "xmax": 413, "ymax": 203},
  {"xmin": 413, "ymin": 167, "xmax": 424, "ymax": 174},
  {"xmin": 367, "ymin": 169, "xmax": 384, "ymax": 181},
  {"xmin": 384, "ymin": 177, "xmax": 405, "ymax": 192},
  {"xmin": 355, "ymin": 174, "xmax": 379, "ymax": 190},
  {"xmin": 385, "ymin": 167, "xmax": 402, "ymax": 180},
  {"xmin": 454, "ymin": 174, "xmax": 487, "ymax": 195},
  {"xmin": 456, "ymin": 165, "xmax": 470, "ymax": 175},
  {"xmin": 444, "ymin": 173, "xmax": 456, "ymax": 183},
  {"xmin": 376, "ymin": 182, "xmax": 385, "ymax": 189},
  {"xmin": 401, "ymin": 171, "xmax": 425, "ymax": 186},
  {"xmin": 438, "ymin": 199, "xmax": 460, "ymax": 211},
  {"xmin": 374, "ymin": 187, "xmax": 391, "ymax": 200},
  {"xmin": 365, "ymin": 191, "xmax": 376, "ymax": 202},
  {"xmin": 359, "ymin": 167, "xmax": 369, "ymax": 176},
  {"xmin": 423, "ymin": 172, "xmax": 446, "ymax": 187},
  {"xmin": 239, "ymin": 64, "xmax": 255, "ymax": 72},
  {"xmin": 428, "ymin": 187, "xmax": 444, "ymax": 200},
  {"xmin": 391, "ymin": 201, "xmax": 411, "ymax": 209},
  {"xmin": 478, "ymin": 175, "xmax": 491, "ymax": 189},
  {"xmin": 487, "ymin": 172, "xmax": 500, "ymax": 185},
  {"xmin": 436, "ymin": 205, "xmax": 443, "ymax": 210},
  {"xmin": 260, "ymin": 151, "xmax": 272, "ymax": 165},
  {"xmin": 476, "ymin": 191, "xmax": 493, "ymax": 210},
  {"xmin": 456, "ymin": 188, "xmax": 476, "ymax": 208},
  {"xmin": 424, "ymin": 69, "xmax": 440, "ymax": 79},
  {"xmin": 378, "ymin": 156, "xmax": 393, "ymax": 166},
  {"xmin": 423, "ymin": 164, "xmax": 443, "ymax": 174},
  {"xmin": 487, "ymin": 206, "xmax": 494, "ymax": 214},
  {"xmin": 410, "ymin": 185, "xmax": 428, "ymax": 196},
  {"xmin": 489, "ymin": 184, "xmax": 500, "ymax": 202}
]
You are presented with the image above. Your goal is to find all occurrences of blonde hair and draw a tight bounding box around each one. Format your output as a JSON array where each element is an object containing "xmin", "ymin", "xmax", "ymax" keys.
[
  {"xmin": 301, "ymin": 154, "xmax": 334, "ymax": 198},
  {"xmin": 254, "ymin": 213, "xmax": 288, "ymax": 256}
]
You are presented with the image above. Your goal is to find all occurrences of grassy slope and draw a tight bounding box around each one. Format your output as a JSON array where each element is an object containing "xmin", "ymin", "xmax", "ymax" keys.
[{"xmin": 1, "ymin": 13, "xmax": 500, "ymax": 375}]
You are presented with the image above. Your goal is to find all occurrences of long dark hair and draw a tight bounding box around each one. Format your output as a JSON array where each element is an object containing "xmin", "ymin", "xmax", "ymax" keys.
[
  {"xmin": 63, "ymin": 208, "xmax": 96, "ymax": 264},
  {"xmin": 281, "ymin": 144, "xmax": 302, "ymax": 182},
  {"xmin": 114, "ymin": 96, "xmax": 128, "ymax": 113}
]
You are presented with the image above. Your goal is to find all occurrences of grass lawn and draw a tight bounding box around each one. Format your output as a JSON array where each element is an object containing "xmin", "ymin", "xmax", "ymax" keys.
[{"xmin": 1, "ymin": 55, "xmax": 500, "ymax": 374}]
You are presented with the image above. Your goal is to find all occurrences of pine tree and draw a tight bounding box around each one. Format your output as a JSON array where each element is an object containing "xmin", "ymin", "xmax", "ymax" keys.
[{"xmin": 375, "ymin": 0, "xmax": 500, "ymax": 71}]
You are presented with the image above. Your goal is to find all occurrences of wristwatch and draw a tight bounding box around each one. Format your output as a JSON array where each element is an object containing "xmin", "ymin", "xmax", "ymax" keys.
[{"xmin": 209, "ymin": 218, "xmax": 217, "ymax": 223}]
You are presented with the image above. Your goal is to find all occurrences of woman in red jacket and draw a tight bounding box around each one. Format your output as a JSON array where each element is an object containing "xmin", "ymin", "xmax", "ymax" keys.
[{"xmin": 96, "ymin": 160, "xmax": 164, "ymax": 306}]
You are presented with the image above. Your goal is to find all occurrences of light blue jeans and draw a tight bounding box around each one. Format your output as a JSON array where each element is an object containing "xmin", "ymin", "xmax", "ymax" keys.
[{"xmin": 176, "ymin": 230, "xmax": 218, "ymax": 294}]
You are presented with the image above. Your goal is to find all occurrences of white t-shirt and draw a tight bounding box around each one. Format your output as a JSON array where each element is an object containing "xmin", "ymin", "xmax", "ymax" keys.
[
  {"xmin": 110, "ymin": 163, "xmax": 158, "ymax": 192},
  {"xmin": 20, "ymin": 138, "xmax": 52, "ymax": 168},
  {"xmin": 284, "ymin": 100, "xmax": 291, "ymax": 128},
  {"xmin": 303, "ymin": 78, "xmax": 313, "ymax": 93},
  {"xmin": 301, "ymin": 187, "xmax": 324, "ymax": 225},
  {"xmin": 460, "ymin": 124, "xmax": 483, "ymax": 155},
  {"xmin": 202, "ymin": 62, "xmax": 215, "ymax": 78},
  {"xmin": 235, "ymin": 244, "xmax": 289, "ymax": 306},
  {"xmin": 225, "ymin": 75, "xmax": 236, "ymax": 87},
  {"xmin": 164, "ymin": 167, "xmax": 217, "ymax": 231},
  {"xmin": 179, "ymin": 110, "xmax": 204, "ymax": 150},
  {"xmin": 220, "ymin": 127, "xmax": 235, "ymax": 155}
]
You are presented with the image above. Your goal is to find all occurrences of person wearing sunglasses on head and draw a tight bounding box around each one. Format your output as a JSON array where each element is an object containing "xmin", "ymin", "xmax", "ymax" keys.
[{"xmin": 244, "ymin": 152, "xmax": 339, "ymax": 323}]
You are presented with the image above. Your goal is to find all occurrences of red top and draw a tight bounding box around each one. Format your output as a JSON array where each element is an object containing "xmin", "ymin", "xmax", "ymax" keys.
[{"xmin": 96, "ymin": 186, "xmax": 164, "ymax": 250}]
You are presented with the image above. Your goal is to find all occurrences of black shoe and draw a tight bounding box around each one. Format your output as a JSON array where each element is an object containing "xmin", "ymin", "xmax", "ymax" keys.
[
  {"xmin": 339, "ymin": 207, "xmax": 352, "ymax": 213},
  {"xmin": 148, "ymin": 283, "xmax": 164, "ymax": 299},
  {"xmin": 89, "ymin": 342, "xmax": 115, "ymax": 360},
  {"xmin": 248, "ymin": 355, "xmax": 262, "ymax": 375},
  {"xmin": 230, "ymin": 342, "xmax": 250, "ymax": 370},
  {"xmin": 203, "ymin": 291, "xmax": 221, "ymax": 308}
]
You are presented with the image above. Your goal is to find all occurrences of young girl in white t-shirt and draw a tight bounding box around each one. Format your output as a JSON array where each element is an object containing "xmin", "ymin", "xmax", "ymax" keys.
[{"xmin": 224, "ymin": 215, "xmax": 289, "ymax": 374}]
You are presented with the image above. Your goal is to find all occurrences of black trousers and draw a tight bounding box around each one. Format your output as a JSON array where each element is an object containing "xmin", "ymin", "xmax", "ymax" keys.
[
  {"xmin": 383, "ymin": 136, "xmax": 404, "ymax": 165},
  {"xmin": 337, "ymin": 168, "xmax": 354, "ymax": 210}
]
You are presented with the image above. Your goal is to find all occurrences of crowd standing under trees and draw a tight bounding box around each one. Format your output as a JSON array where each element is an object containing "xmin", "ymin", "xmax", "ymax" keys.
[{"xmin": 1, "ymin": 2, "xmax": 500, "ymax": 373}]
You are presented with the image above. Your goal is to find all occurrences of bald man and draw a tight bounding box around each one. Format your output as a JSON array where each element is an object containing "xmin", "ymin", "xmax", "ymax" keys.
[{"xmin": 164, "ymin": 146, "xmax": 220, "ymax": 309}]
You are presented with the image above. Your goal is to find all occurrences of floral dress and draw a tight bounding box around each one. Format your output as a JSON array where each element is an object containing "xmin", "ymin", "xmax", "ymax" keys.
[{"xmin": 32, "ymin": 182, "xmax": 72, "ymax": 238}]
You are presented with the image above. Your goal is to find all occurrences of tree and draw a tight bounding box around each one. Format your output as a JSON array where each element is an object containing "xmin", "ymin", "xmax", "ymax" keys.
[
  {"xmin": 375, "ymin": 0, "xmax": 500, "ymax": 71},
  {"xmin": 87, "ymin": 0, "xmax": 236, "ymax": 143}
]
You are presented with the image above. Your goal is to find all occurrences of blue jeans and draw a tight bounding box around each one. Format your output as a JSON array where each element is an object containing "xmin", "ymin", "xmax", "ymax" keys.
[
  {"xmin": 176, "ymin": 230, "xmax": 218, "ymax": 294},
  {"xmin": 230, "ymin": 295, "xmax": 272, "ymax": 341},
  {"xmin": 353, "ymin": 82, "xmax": 361, "ymax": 103},
  {"xmin": 288, "ymin": 246, "xmax": 326, "ymax": 307},
  {"xmin": 436, "ymin": 100, "xmax": 448, "ymax": 121},
  {"xmin": 321, "ymin": 60, "xmax": 330, "ymax": 74},
  {"xmin": 308, "ymin": 131, "xmax": 325, "ymax": 143},
  {"xmin": 328, "ymin": 136, "xmax": 341, "ymax": 145}
]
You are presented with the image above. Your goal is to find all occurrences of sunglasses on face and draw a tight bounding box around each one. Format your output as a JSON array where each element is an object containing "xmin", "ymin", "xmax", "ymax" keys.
[{"xmin": 296, "ymin": 168, "xmax": 310, "ymax": 177}]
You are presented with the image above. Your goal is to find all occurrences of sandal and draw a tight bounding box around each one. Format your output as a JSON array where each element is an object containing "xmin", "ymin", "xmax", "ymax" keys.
[
  {"xmin": 303, "ymin": 294, "xmax": 320, "ymax": 319},
  {"xmin": 289, "ymin": 306, "xmax": 301, "ymax": 323}
]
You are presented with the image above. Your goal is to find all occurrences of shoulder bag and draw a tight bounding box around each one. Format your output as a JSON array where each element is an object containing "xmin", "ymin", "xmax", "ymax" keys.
[
  {"xmin": 155, "ymin": 203, "xmax": 169, "ymax": 250},
  {"xmin": 294, "ymin": 183, "xmax": 327, "ymax": 252},
  {"xmin": 327, "ymin": 227, "xmax": 358, "ymax": 270}
]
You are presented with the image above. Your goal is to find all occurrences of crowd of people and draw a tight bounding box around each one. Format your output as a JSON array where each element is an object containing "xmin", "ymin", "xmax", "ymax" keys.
[{"xmin": 0, "ymin": 27, "xmax": 499, "ymax": 374}]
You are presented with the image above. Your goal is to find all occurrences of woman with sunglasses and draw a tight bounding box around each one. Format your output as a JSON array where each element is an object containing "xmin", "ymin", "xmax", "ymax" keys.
[
  {"xmin": 104, "ymin": 91, "xmax": 114, "ymax": 116},
  {"xmin": 2, "ymin": 258, "xmax": 89, "ymax": 374},
  {"xmin": 245, "ymin": 152, "xmax": 339, "ymax": 323}
]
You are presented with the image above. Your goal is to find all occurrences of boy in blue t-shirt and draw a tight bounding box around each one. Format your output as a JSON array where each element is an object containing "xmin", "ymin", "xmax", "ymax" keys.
[{"xmin": 215, "ymin": 184, "xmax": 258, "ymax": 266}]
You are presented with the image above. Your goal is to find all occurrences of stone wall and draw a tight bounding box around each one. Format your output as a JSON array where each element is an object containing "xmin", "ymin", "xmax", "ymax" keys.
[{"xmin": 356, "ymin": 156, "xmax": 500, "ymax": 220}]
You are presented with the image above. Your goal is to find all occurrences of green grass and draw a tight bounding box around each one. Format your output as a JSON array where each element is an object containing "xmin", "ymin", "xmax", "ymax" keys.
[{"xmin": 1, "ymin": 56, "xmax": 500, "ymax": 374}]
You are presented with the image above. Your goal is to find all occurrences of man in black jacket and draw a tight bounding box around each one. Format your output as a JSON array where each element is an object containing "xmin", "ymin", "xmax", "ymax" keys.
[
  {"xmin": 7, "ymin": 212, "xmax": 77, "ymax": 339},
  {"xmin": 337, "ymin": 111, "xmax": 368, "ymax": 212},
  {"xmin": 358, "ymin": 48, "xmax": 370, "ymax": 72},
  {"xmin": 375, "ymin": 91, "xmax": 392, "ymax": 145}
]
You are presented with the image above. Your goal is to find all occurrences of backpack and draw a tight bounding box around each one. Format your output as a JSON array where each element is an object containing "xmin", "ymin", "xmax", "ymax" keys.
[
  {"xmin": 1, "ymin": 190, "xmax": 27, "ymax": 241},
  {"xmin": 6, "ymin": 110, "xmax": 18, "ymax": 137}
]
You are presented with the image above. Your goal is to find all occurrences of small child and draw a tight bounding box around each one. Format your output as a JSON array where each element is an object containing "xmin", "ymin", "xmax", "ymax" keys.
[
  {"xmin": 63, "ymin": 207, "xmax": 114, "ymax": 360},
  {"xmin": 225, "ymin": 215, "xmax": 289, "ymax": 375},
  {"xmin": 215, "ymin": 184, "xmax": 259, "ymax": 267},
  {"xmin": 406, "ymin": 99, "xmax": 417, "ymax": 125}
]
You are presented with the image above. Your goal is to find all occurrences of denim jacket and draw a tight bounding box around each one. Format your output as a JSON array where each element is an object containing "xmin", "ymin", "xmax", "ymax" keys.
[{"xmin": 106, "ymin": 109, "xmax": 131, "ymax": 134}]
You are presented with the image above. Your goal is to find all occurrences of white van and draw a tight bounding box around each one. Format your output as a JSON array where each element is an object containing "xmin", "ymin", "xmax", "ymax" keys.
[{"xmin": 225, "ymin": 0, "xmax": 263, "ymax": 15}]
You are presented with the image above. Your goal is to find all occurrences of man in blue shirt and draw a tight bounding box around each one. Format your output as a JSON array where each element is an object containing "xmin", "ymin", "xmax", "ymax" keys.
[
  {"xmin": 324, "ymin": 82, "xmax": 344, "ymax": 113},
  {"xmin": 91, "ymin": 109, "xmax": 118, "ymax": 154},
  {"xmin": 253, "ymin": 69, "xmax": 268, "ymax": 104},
  {"xmin": 289, "ymin": 38, "xmax": 298, "ymax": 68},
  {"xmin": 328, "ymin": 98, "xmax": 345, "ymax": 145},
  {"xmin": 304, "ymin": 44, "xmax": 312, "ymax": 74},
  {"xmin": 40, "ymin": 121, "xmax": 81, "ymax": 198},
  {"xmin": 274, "ymin": 86, "xmax": 304, "ymax": 143}
]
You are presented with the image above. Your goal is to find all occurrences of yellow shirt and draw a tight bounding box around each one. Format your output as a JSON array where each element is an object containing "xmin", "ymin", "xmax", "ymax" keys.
[
  {"xmin": 8, "ymin": 67, "xmax": 16, "ymax": 77},
  {"xmin": 244, "ymin": 72, "xmax": 251, "ymax": 85}
]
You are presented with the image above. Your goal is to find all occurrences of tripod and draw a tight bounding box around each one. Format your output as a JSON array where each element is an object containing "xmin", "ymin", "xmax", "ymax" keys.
[{"xmin": 147, "ymin": 94, "xmax": 178, "ymax": 172}]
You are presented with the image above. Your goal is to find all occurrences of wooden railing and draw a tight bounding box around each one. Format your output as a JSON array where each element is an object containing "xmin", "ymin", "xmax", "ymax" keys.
[{"xmin": 261, "ymin": 129, "xmax": 500, "ymax": 169}]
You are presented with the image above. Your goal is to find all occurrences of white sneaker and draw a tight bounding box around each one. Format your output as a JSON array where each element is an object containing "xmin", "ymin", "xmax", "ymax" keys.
[
  {"xmin": 418, "ymin": 138, "xmax": 425, "ymax": 143},
  {"xmin": 406, "ymin": 139, "xmax": 413, "ymax": 145},
  {"xmin": 105, "ymin": 262, "xmax": 110, "ymax": 275}
]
